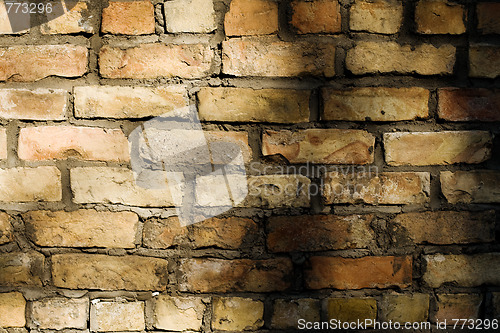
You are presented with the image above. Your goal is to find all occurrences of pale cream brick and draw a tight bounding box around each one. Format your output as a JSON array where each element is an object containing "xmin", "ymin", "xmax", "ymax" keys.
[
  {"xmin": 212, "ymin": 297, "xmax": 264, "ymax": 331},
  {"xmin": 30, "ymin": 298, "xmax": 88, "ymax": 330},
  {"xmin": 0, "ymin": 293, "xmax": 26, "ymax": 328},
  {"xmin": 0, "ymin": 88, "xmax": 67, "ymax": 120},
  {"xmin": 153, "ymin": 296, "xmax": 205, "ymax": 331},
  {"xmin": 0, "ymin": 167, "xmax": 62, "ymax": 202},
  {"xmin": 0, "ymin": 128, "xmax": 6, "ymax": 159},
  {"xmin": 350, "ymin": 0, "xmax": 403, "ymax": 34},
  {"xmin": 90, "ymin": 301, "xmax": 144, "ymax": 332},
  {"xmin": 164, "ymin": 0, "xmax": 216, "ymax": 33}
]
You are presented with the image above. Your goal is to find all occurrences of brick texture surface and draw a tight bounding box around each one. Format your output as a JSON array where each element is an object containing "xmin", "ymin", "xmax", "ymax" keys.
[
  {"xmin": 290, "ymin": 0, "xmax": 342, "ymax": 34},
  {"xmin": 350, "ymin": 0, "xmax": 403, "ymax": 34},
  {"xmin": 102, "ymin": 1, "xmax": 154, "ymax": 35},
  {"xmin": 415, "ymin": 0, "xmax": 466, "ymax": 34},
  {"xmin": 225, "ymin": 0, "xmax": 278, "ymax": 36}
]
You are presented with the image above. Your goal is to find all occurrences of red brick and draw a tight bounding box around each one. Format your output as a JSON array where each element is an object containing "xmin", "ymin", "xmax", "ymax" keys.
[
  {"xmin": 433, "ymin": 294, "xmax": 482, "ymax": 323},
  {"xmin": 415, "ymin": 0, "xmax": 466, "ymax": 34},
  {"xmin": 0, "ymin": 89, "xmax": 67, "ymax": 120},
  {"xmin": 477, "ymin": 2, "xmax": 500, "ymax": 35},
  {"xmin": 0, "ymin": 251, "xmax": 44, "ymax": 286},
  {"xmin": 438, "ymin": 88, "xmax": 500, "ymax": 122},
  {"xmin": 441, "ymin": 171, "xmax": 500, "ymax": 204},
  {"xmin": 305, "ymin": 256, "xmax": 412, "ymax": 289},
  {"xmin": 101, "ymin": 1, "xmax": 154, "ymax": 35},
  {"xmin": 0, "ymin": 128, "xmax": 6, "ymax": 159},
  {"xmin": 470, "ymin": 45, "xmax": 500, "ymax": 79},
  {"xmin": 225, "ymin": 0, "xmax": 278, "ymax": 36},
  {"xmin": 290, "ymin": 0, "xmax": 341, "ymax": 34}
]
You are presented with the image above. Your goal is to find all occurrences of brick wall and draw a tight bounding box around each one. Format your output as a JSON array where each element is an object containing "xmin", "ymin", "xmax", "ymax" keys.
[{"xmin": 0, "ymin": 0, "xmax": 499, "ymax": 331}]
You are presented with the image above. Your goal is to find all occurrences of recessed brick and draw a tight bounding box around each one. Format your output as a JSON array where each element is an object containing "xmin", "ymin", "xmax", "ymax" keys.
[
  {"xmin": 380, "ymin": 294, "xmax": 429, "ymax": 323},
  {"xmin": 415, "ymin": 0, "xmax": 466, "ymax": 34},
  {"xmin": 30, "ymin": 298, "xmax": 89, "ymax": 330},
  {"xmin": 438, "ymin": 88, "xmax": 500, "ymax": 122},
  {"xmin": 0, "ymin": 167, "xmax": 62, "ymax": 202},
  {"xmin": 90, "ymin": 301, "xmax": 145, "ymax": 332},
  {"xmin": 101, "ymin": 0, "xmax": 154, "ymax": 35},
  {"xmin": 271, "ymin": 299, "xmax": 320, "ymax": 329},
  {"xmin": 326, "ymin": 298, "xmax": 377, "ymax": 323},
  {"xmin": 440, "ymin": 171, "xmax": 500, "ymax": 204},
  {"xmin": 0, "ymin": 252, "xmax": 44, "ymax": 286},
  {"xmin": 212, "ymin": 297, "xmax": 264, "ymax": 331},
  {"xmin": 153, "ymin": 296, "xmax": 205, "ymax": 331},
  {"xmin": 164, "ymin": 0, "xmax": 216, "ymax": 33},
  {"xmin": 0, "ymin": 292, "xmax": 26, "ymax": 328},
  {"xmin": 470, "ymin": 45, "xmax": 500, "ymax": 79},
  {"xmin": 433, "ymin": 294, "xmax": 482, "ymax": 323},
  {"xmin": 290, "ymin": 0, "xmax": 341, "ymax": 34},
  {"xmin": 225, "ymin": 0, "xmax": 277, "ymax": 36},
  {"xmin": 350, "ymin": 0, "xmax": 403, "ymax": 34},
  {"xmin": 477, "ymin": 2, "xmax": 500, "ymax": 34},
  {"xmin": 0, "ymin": 212, "xmax": 13, "ymax": 245},
  {"xmin": 0, "ymin": 88, "xmax": 67, "ymax": 120},
  {"xmin": 41, "ymin": 1, "xmax": 94, "ymax": 34}
]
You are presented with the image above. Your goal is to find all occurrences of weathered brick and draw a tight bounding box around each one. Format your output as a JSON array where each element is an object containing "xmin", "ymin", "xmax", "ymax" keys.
[
  {"xmin": 380, "ymin": 294, "xmax": 429, "ymax": 323},
  {"xmin": 30, "ymin": 298, "xmax": 88, "ymax": 330},
  {"xmin": 0, "ymin": 212, "xmax": 13, "ymax": 245},
  {"xmin": 290, "ymin": 0, "xmax": 341, "ymax": 34},
  {"xmin": 244, "ymin": 175, "xmax": 311, "ymax": 208},
  {"xmin": 178, "ymin": 258, "xmax": 292, "ymax": 292},
  {"xmin": 415, "ymin": 0, "xmax": 466, "ymax": 34},
  {"xmin": 267, "ymin": 214, "xmax": 375, "ymax": 252},
  {"xmin": 433, "ymin": 294, "xmax": 482, "ymax": 323},
  {"xmin": 222, "ymin": 37, "xmax": 335, "ymax": 77},
  {"xmin": 90, "ymin": 301, "xmax": 145, "ymax": 332},
  {"xmin": 271, "ymin": 299, "xmax": 320, "ymax": 329},
  {"xmin": 0, "ymin": 89, "xmax": 67, "ymax": 120},
  {"xmin": 0, "ymin": 252, "xmax": 44, "ymax": 286},
  {"xmin": 441, "ymin": 171, "xmax": 500, "ymax": 204},
  {"xmin": 0, "ymin": 45, "xmax": 87, "ymax": 82},
  {"xmin": 0, "ymin": 4, "xmax": 28, "ymax": 34},
  {"xmin": 99, "ymin": 44, "xmax": 214, "ymax": 79},
  {"xmin": 0, "ymin": 128, "xmax": 6, "ymax": 159},
  {"xmin": 164, "ymin": 0, "xmax": 216, "ymax": 33},
  {"xmin": 327, "ymin": 298, "xmax": 377, "ymax": 322},
  {"xmin": 70, "ymin": 167, "xmax": 182, "ymax": 207},
  {"xmin": 191, "ymin": 216, "xmax": 258, "ymax": 249},
  {"xmin": 18, "ymin": 126, "xmax": 129, "ymax": 162},
  {"xmin": 212, "ymin": 297, "xmax": 264, "ymax": 331},
  {"xmin": 423, "ymin": 253, "xmax": 500, "ymax": 288},
  {"xmin": 0, "ymin": 293, "xmax": 25, "ymax": 328},
  {"xmin": 41, "ymin": 1, "xmax": 94, "ymax": 34},
  {"xmin": 23, "ymin": 210, "xmax": 138, "ymax": 248},
  {"xmin": 393, "ymin": 211, "xmax": 495, "ymax": 245},
  {"xmin": 438, "ymin": 88, "xmax": 500, "ymax": 122},
  {"xmin": 143, "ymin": 217, "xmax": 187, "ymax": 249},
  {"xmin": 346, "ymin": 41, "xmax": 456, "ymax": 75},
  {"xmin": 477, "ymin": 3, "xmax": 500, "ymax": 35},
  {"xmin": 0, "ymin": 167, "xmax": 61, "ymax": 202},
  {"xmin": 350, "ymin": 0, "xmax": 403, "ymax": 34},
  {"xmin": 384, "ymin": 131, "xmax": 492, "ymax": 166},
  {"xmin": 305, "ymin": 256, "xmax": 412, "ymax": 289},
  {"xmin": 263, "ymin": 129, "xmax": 374, "ymax": 164},
  {"xmin": 74, "ymin": 85, "xmax": 188, "ymax": 119},
  {"xmin": 153, "ymin": 296, "xmax": 205, "ymax": 331},
  {"xmin": 101, "ymin": 0, "xmax": 154, "ymax": 35},
  {"xmin": 51, "ymin": 253, "xmax": 168, "ymax": 290},
  {"xmin": 225, "ymin": 0, "xmax": 278, "ymax": 36},
  {"xmin": 322, "ymin": 87, "xmax": 429, "ymax": 121},
  {"xmin": 198, "ymin": 87, "xmax": 310, "ymax": 123},
  {"xmin": 470, "ymin": 45, "xmax": 500, "ymax": 79},
  {"xmin": 323, "ymin": 171, "xmax": 430, "ymax": 205}
]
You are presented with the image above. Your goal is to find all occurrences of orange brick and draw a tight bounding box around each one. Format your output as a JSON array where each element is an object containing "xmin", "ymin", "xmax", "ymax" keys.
[
  {"xmin": 415, "ymin": 0, "xmax": 466, "ymax": 34},
  {"xmin": 290, "ymin": 0, "xmax": 341, "ymax": 34},
  {"xmin": 0, "ymin": 89, "xmax": 67, "ymax": 120},
  {"xmin": 477, "ymin": 2, "xmax": 500, "ymax": 34},
  {"xmin": 101, "ymin": 1, "xmax": 154, "ymax": 35},
  {"xmin": 225, "ymin": 0, "xmax": 278, "ymax": 36},
  {"xmin": 438, "ymin": 88, "xmax": 500, "ymax": 122}
]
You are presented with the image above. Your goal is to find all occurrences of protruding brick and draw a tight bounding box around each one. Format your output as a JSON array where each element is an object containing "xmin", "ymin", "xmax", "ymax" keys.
[
  {"xmin": 441, "ymin": 171, "xmax": 500, "ymax": 204},
  {"xmin": 212, "ymin": 297, "xmax": 264, "ymax": 331},
  {"xmin": 263, "ymin": 129, "xmax": 375, "ymax": 164},
  {"xmin": 0, "ymin": 212, "xmax": 13, "ymax": 245},
  {"xmin": 271, "ymin": 299, "xmax": 320, "ymax": 329},
  {"xmin": 225, "ymin": 0, "xmax": 278, "ymax": 36},
  {"xmin": 164, "ymin": 0, "xmax": 216, "ymax": 33},
  {"xmin": 346, "ymin": 42, "xmax": 456, "ymax": 75},
  {"xmin": 350, "ymin": 0, "xmax": 403, "ymax": 34},
  {"xmin": 470, "ymin": 45, "xmax": 500, "ymax": 79},
  {"xmin": 477, "ymin": 3, "xmax": 500, "ymax": 35},
  {"xmin": 327, "ymin": 298, "xmax": 377, "ymax": 322},
  {"xmin": 0, "ymin": 89, "xmax": 67, "ymax": 120},
  {"xmin": 99, "ymin": 44, "xmax": 214, "ymax": 79},
  {"xmin": 153, "ymin": 296, "xmax": 205, "ymax": 331},
  {"xmin": 380, "ymin": 294, "xmax": 429, "ymax": 323},
  {"xmin": 41, "ymin": 1, "xmax": 94, "ymax": 34},
  {"xmin": 101, "ymin": 0, "xmax": 154, "ymax": 35},
  {"xmin": 0, "ymin": 45, "xmax": 87, "ymax": 82},
  {"xmin": 290, "ymin": 0, "xmax": 341, "ymax": 34},
  {"xmin": 423, "ymin": 253, "xmax": 500, "ymax": 288},
  {"xmin": 0, "ymin": 128, "xmax": 6, "ymax": 159},
  {"xmin": 415, "ymin": 0, "xmax": 466, "ymax": 34},
  {"xmin": 322, "ymin": 87, "xmax": 429, "ymax": 121},
  {"xmin": 0, "ymin": 293, "xmax": 25, "ymax": 328},
  {"xmin": 0, "ymin": 167, "xmax": 62, "ymax": 202},
  {"xmin": 30, "ymin": 298, "xmax": 89, "ymax": 330},
  {"xmin": 384, "ymin": 131, "xmax": 492, "ymax": 166},
  {"xmin": 305, "ymin": 256, "xmax": 412, "ymax": 290},
  {"xmin": 178, "ymin": 258, "xmax": 292, "ymax": 292},
  {"xmin": 323, "ymin": 171, "xmax": 430, "ymax": 205},
  {"xmin": 52, "ymin": 254, "xmax": 168, "ymax": 290},
  {"xmin": 90, "ymin": 301, "xmax": 145, "ymax": 332},
  {"xmin": 244, "ymin": 175, "xmax": 310, "ymax": 208},
  {"xmin": 0, "ymin": 252, "xmax": 44, "ymax": 286},
  {"xmin": 267, "ymin": 214, "xmax": 375, "ymax": 252},
  {"xmin": 223, "ymin": 37, "xmax": 335, "ymax": 77},
  {"xmin": 74, "ymin": 85, "xmax": 188, "ymax": 119},
  {"xmin": 24, "ymin": 210, "xmax": 139, "ymax": 248},
  {"xmin": 438, "ymin": 88, "xmax": 500, "ymax": 122},
  {"xmin": 18, "ymin": 126, "xmax": 129, "ymax": 162},
  {"xmin": 433, "ymin": 294, "xmax": 482, "ymax": 323}
]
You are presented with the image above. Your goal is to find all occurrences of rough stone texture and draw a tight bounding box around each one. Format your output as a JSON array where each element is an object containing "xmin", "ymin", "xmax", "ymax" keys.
[
  {"xmin": 440, "ymin": 171, "xmax": 500, "ymax": 204},
  {"xmin": 0, "ymin": 293, "xmax": 25, "ymax": 328},
  {"xmin": 153, "ymin": 296, "xmax": 205, "ymax": 331},
  {"xmin": 41, "ymin": 1, "xmax": 94, "ymax": 34},
  {"xmin": 178, "ymin": 258, "xmax": 292, "ymax": 292},
  {"xmin": 469, "ymin": 45, "xmax": 500, "ymax": 79},
  {"xmin": 0, "ymin": 45, "xmax": 87, "ymax": 82},
  {"xmin": 30, "ymin": 297, "xmax": 89, "ymax": 330},
  {"xmin": 0, "ymin": 89, "xmax": 67, "ymax": 120},
  {"xmin": 0, "ymin": 212, "xmax": 13, "ymax": 245},
  {"xmin": 322, "ymin": 87, "xmax": 429, "ymax": 121},
  {"xmin": 23, "ymin": 210, "xmax": 139, "ymax": 248},
  {"xmin": 262, "ymin": 129, "xmax": 375, "ymax": 164},
  {"xmin": 438, "ymin": 88, "xmax": 500, "ymax": 122},
  {"xmin": 0, "ymin": 128, "xmax": 6, "ymax": 159},
  {"xmin": 198, "ymin": 87, "xmax": 310, "ymax": 123},
  {"xmin": 477, "ymin": 2, "xmax": 500, "ymax": 35},
  {"xmin": 380, "ymin": 294, "xmax": 429, "ymax": 323},
  {"xmin": 415, "ymin": 0, "xmax": 466, "ymax": 34},
  {"xmin": 267, "ymin": 214, "xmax": 375, "ymax": 252},
  {"xmin": 346, "ymin": 41, "xmax": 456, "ymax": 75},
  {"xmin": 0, "ymin": 251, "xmax": 44, "ymax": 286},
  {"xmin": 99, "ymin": 44, "xmax": 214, "ymax": 79},
  {"xmin": 18, "ymin": 126, "xmax": 130, "ymax": 162},
  {"xmin": 327, "ymin": 298, "xmax": 377, "ymax": 322},
  {"xmin": 225, "ymin": 0, "xmax": 278, "ymax": 36},
  {"xmin": 290, "ymin": 0, "xmax": 341, "ymax": 34},
  {"xmin": 433, "ymin": 294, "xmax": 482, "ymax": 322},
  {"xmin": 0, "ymin": 167, "xmax": 62, "ymax": 202},
  {"xmin": 51, "ymin": 254, "xmax": 168, "ymax": 290},
  {"xmin": 350, "ymin": 0, "xmax": 403, "ymax": 34},
  {"xmin": 212, "ymin": 297, "xmax": 264, "ymax": 331},
  {"xmin": 423, "ymin": 253, "xmax": 500, "ymax": 288},
  {"xmin": 222, "ymin": 37, "xmax": 335, "ymax": 77},
  {"xmin": 384, "ymin": 131, "xmax": 492, "ymax": 166},
  {"xmin": 164, "ymin": 0, "xmax": 216, "ymax": 33},
  {"xmin": 70, "ymin": 167, "xmax": 183, "ymax": 207},
  {"xmin": 101, "ymin": 1, "xmax": 154, "ymax": 35},
  {"xmin": 90, "ymin": 301, "xmax": 145, "ymax": 332},
  {"xmin": 74, "ymin": 85, "xmax": 188, "ymax": 119},
  {"xmin": 305, "ymin": 256, "xmax": 412, "ymax": 290},
  {"xmin": 323, "ymin": 171, "xmax": 430, "ymax": 205},
  {"xmin": 244, "ymin": 175, "xmax": 310, "ymax": 208},
  {"xmin": 271, "ymin": 299, "xmax": 320, "ymax": 329}
]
